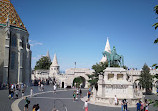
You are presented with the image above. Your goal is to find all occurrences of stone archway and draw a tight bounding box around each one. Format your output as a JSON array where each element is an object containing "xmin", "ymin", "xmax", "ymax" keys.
[{"xmin": 72, "ymin": 76, "xmax": 86, "ymax": 88}]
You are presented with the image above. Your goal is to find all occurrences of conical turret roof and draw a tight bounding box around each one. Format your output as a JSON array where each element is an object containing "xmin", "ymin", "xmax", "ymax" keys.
[
  {"xmin": 51, "ymin": 53, "xmax": 59, "ymax": 67},
  {"xmin": 0, "ymin": 0, "xmax": 27, "ymax": 31},
  {"xmin": 46, "ymin": 50, "xmax": 51, "ymax": 60},
  {"xmin": 100, "ymin": 37, "xmax": 111, "ymax": 63},
  {"xmin": 104, "ymin": 37, "xmax": 111, "ymax": 53}
]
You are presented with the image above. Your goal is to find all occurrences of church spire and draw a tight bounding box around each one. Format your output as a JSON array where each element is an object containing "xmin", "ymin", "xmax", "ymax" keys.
[
  {"xmin": 51, "ymin": 53, "xmax": 59, "ymax": 66},
  {"xmin": 100, "ymin": 37, "xmax": 111, "ymax": 63},
  {"xmin": 46, "ymin": 50, "xmax": 51, "ymax": 60},
  {"xmin": 104, "ymin": 37, "xmax": 111, "ymax": 53}
]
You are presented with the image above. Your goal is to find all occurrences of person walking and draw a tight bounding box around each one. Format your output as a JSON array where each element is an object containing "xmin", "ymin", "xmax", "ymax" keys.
[
  {"xmin": 41, "ymin": 83, "xmax": 44, "ymax": 91},
  {"xmin": 123, "ymin": 99, "xmax": 128, "ymax": 111},
  {"xmin": 79, "ymin": 88, "xmax": 82, "ymax": 98},
  {"xmin": 144, "ymin": 99, "xmax": 149, "ymax": 111},
  {"xmin": 30, "ymin": 88, "xmax": 34, "ymax": 97},
  {"xmin": 140, "ymin": 101, "xmax": 144, "ymax": 111},
  {"xmin": 38, "ymin": 81, "xmax": 41, "ymax": 91},
  {"xmin": 124, "ymin": 99, "xmax": 128, "ymax": 111},
  {"xmin": 114, "ymin": 95, "xmax": 118, "ymax": 105},
  {"xmin": 76, "ymin": 88, "xmax": 79, "ymax": 99},
  {"xmin": 24, "ymin": 97, "xmax": 30, "ymax": 111},
  {"xmin": 8, "ymin": 88, "xmax": 11, "ymax": 99},
  {"xmin": 83, "ymin": 101, "xmax": 88, "ymax": 111},
  {"xmin": 87, "ymin": 90, "xmax": 91, "ymax": 101},
  {"xmin": 136, "ymin": 101, "xmax": 141, "ymax": 111},
  {"xmin": 121, "ymin": 100, "xmax": 124, "ymax": 111},
  {"xmin": 11, "ymin": 88, "xmax": 14, "ymax": 99},
  {"xmin": 54, "ymin": 84, "xmax": 56, "ymax": 94},
  {"xmin": 22, "ymin": 89, "xmax": 25, "ymax": 99},
  {"xmin": 73, "ymin": 91, "xmax": 76, "ymax": 101},
  {"xmin": 36, "ymin": 104, "xmax": 40, "ymax": 111},
  {"xmin": 15, "ymin": 88, "xmax": 19, "ymax": 99}
]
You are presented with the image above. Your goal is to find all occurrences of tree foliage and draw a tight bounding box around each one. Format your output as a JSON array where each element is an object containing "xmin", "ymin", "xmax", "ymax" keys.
[
  {"xmin": 153, "ymin": 5, "xmax": 158, "ymax": 44},
  {"xmin": 73, "ymin": 76, "xmax": 85, "ymax": 87},
  {"xmin": 34, "ymin": 56, "xmax": 52, "ymax": 70},
  {"xmin": 87, "ymin": 61, "xmax": 128, "ymax": 90},
  {"xmin": 152, "ymin": 5, "xmax": 158, "ymax": 107},
  {"xmin": 138, "ymin": 64, "xmax": 153, "ymax": 94},
  {"xmin": 92, "ymin": 62, "xmax": 108, "ymax": 76},
  {"xmin": 87, "ymin": 62, "xmax": 108, "ymax": 90}
]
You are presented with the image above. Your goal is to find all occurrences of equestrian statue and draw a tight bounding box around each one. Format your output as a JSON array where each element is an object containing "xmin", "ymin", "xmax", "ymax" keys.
[{"xmin": 102, "ymin": 46, "xmax": 124, "ymax": 67}]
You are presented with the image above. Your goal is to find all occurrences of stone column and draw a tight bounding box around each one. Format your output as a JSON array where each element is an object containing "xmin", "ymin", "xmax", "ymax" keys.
[
  {"xmin": 97, "ymin": 75, "xmax": 103, "ymax": 97},
  {"xmin": 3, "ymin": 27, "xmax": 10, "ymax": 84},
  {"xmin": 25, "ymin": 45, "xmax": 31, "ymax": 86},
  {"xmin": 17, "ymin": 34, "xmax": 23, "ymax": 84}
]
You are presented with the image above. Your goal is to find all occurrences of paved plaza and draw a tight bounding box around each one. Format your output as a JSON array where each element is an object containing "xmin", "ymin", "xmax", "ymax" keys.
[{"xmin": 0, "ymin": 85, "xmax": 158, "ymax": 111}]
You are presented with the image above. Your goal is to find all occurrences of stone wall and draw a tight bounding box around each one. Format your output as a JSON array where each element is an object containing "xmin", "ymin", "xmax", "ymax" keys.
[
  {"xmin": 0, "ymin": 27, "xmax": 5, "ymax": 84},
  {"xmin": 0, "ymin": 25, "xmax": 31, "ymax": 85}
]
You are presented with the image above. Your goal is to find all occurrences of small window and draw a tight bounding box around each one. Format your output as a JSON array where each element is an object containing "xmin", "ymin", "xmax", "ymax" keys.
[
  {"xmin": 117, "ymin": 74, "xmax": 123, "ymax": 80},
  {"xmin": 108, "ymin": 74, "xmax": 114, "ymax": 80}
]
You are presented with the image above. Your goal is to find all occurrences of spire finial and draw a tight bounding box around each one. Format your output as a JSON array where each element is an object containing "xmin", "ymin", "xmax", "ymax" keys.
[{"xmin": 51, "ymin": 53, "xmax": 59, "ymax": 66}]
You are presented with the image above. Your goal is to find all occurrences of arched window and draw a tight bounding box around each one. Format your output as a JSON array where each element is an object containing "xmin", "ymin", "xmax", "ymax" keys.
[
  {"xmin": 11, "ymin": 34, "xmax": 17, "ymax": 47},
  {"xmin": 22, "ymin": 37, "xmax": 24, "ymax": 48},
  {"xmin": 10, "ymin": 52, "xmax": 16, "ymax": 69}
]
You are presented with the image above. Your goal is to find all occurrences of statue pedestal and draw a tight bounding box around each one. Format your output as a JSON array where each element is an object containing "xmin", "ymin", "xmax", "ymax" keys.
[{"xmin": 92, "ymin": 67, "xmax": 142, "ymax": 106}]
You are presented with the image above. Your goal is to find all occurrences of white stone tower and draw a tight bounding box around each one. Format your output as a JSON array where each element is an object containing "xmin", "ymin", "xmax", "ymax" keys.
[
  {"xmin": 49, "ymin": 54, "xmax": 60, "ymax": 77},
  {"xmin": 46, "ymin": 50, "xmax": 51, "ymax": 60},
  {"xmin": 100, "ymin": 37, "xmax": 111, "ymax": 63}
]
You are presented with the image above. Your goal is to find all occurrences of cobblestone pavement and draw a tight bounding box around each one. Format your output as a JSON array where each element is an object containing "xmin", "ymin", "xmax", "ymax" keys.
[
  {"xmin": 0, "ymin": 89, "xmax": 13, "ymax": 111},
  {"xmin": 0, "ymin": 85, "xmax": 158, "ymax": 111}
]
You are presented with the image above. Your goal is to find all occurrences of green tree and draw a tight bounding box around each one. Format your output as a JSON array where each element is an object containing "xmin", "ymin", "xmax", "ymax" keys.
[
  {"xmin": 73, "ymin": 76, "xmax": 85, "ymax": 88},
  {"xmin": 138, "ymin": 64, "xmax": 153, "ymax": 94},
  {"xmin": 87, "ymin": 61, "xmax": 128, "ymax": 90},
  {"xmin": 87, "ymin": 62, "xmax": 108, "ymax": 90},
  {"xmin": 153, "ymin": 5, "xmax": 158, "ymax": 43},
  {"xmin": 34, "ymin": 56, "xmax": 52, "ymax": 70},
  {"xmin": 151, "ymin": 5, "xmax": 158, "ymax": 107},
  {"xmin": 152, "ymin": 5, "xmax": 158, "ymax": 69}
]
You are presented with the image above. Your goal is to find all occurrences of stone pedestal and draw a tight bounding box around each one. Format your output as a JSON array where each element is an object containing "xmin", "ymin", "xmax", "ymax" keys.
[{"xmin": 93, "ymin": 67, "xmax": 142, "ymax": 106}]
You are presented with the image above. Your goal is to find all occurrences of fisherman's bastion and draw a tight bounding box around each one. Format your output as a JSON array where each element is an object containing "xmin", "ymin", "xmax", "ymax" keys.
[{"xmin": 32, "ymin": 38, "xmax": 158, "ymax": 106}]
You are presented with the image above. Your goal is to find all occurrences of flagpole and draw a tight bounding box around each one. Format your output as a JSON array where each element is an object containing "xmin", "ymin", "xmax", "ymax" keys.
[{"xmin": 74, "ymin": 62, "xmax": 76, "ymax": 68}]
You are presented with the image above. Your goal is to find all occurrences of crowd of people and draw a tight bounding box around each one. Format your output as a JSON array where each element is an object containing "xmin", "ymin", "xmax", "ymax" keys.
[
  {"xmin": 1, "ymin": 81, "xmax": 154, "ymax": 111},
  {"xmin": 136, "ymin": 99, "xmax": 149, "ymax": 111},
  {"xmin": 8, "ymin": 83, "xmax": 26, "ymax": 99},
  {"xmin": 72, "ymin": 84, "xmax": 92, "ymax": 111},
  {"xmin": 73, "ymin": 88, "xmax": 82, "ymax": 101},
  {"xmin": 114, "ymin": 95, "xmax": 150, "ymax": 111}
]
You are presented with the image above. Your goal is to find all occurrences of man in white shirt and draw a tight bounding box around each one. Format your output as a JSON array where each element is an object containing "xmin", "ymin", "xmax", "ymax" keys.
[
  {"xmin": 114, "ymin": 95, "xmax": 118, "ymax": 105},
  {"xmin": 54, "ymin": 84, "xmax": 56, "ymax": 94},
  {"xmin": 83, "ymin": 101, "xmax": 88, "ymax": 111}
]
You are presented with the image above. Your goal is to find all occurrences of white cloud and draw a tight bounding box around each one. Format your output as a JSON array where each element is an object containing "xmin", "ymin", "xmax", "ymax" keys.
[
  {"xmin": 32, "ymin": 55, "xmax": 42, "ymax": 69},
  {"xmin": 32, "ymin": 55, "xmax": 41, "ymax": 61},
  {"xmin": 29, "ymin": 40, "xmax": 43, "ymax": 47}
]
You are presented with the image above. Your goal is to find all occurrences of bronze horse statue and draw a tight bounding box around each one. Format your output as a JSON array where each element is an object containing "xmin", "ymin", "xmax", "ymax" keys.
[{"xmin": 103, "ymin": 46, "xmax": 124, "ymax": 67}]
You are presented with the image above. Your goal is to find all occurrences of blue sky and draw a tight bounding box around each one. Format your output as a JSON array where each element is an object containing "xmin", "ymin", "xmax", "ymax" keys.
[{"xmin": 12, "ymin": 0, "xmax": 158, "ymax": 71}]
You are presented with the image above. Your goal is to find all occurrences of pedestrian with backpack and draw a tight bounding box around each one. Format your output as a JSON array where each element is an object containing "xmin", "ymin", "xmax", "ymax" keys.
[{"xmin": 24, "ymin": 97, "xmax": 30, "ymax": 111}]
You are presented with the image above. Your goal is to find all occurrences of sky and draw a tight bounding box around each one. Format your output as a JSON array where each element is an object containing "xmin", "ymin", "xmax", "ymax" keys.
[{"xmin": 11, "ymin": 0, "xmax": 158, "ymax": 71}]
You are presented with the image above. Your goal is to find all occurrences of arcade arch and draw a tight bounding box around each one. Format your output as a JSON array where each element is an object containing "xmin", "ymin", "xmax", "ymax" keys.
[{"xmin": 73, "ymin": 76, "xmax": 86, "ymax": 88}]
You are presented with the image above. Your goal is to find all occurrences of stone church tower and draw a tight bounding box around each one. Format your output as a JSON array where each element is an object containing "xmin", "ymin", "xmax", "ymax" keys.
[
  {"xmin": 100, "ymin": 37, "xmax": 111, "ymax": 63},
  {"xmin": 0, "ymin": 0, "xmax": 31, "ymax": 85},
  {"xmin": 49, "ymin": 54, "xmax": 60, "ymax": 78}
]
